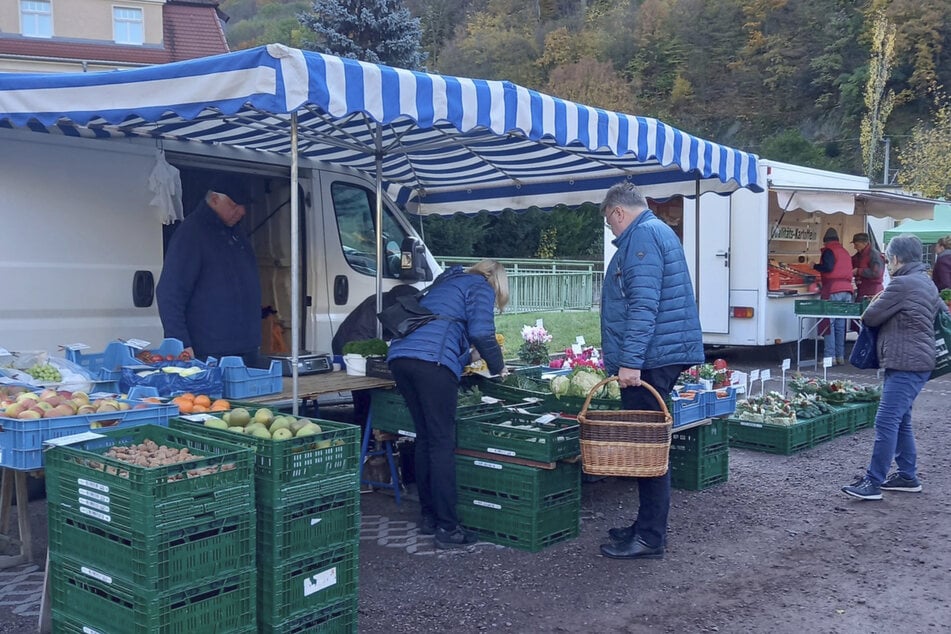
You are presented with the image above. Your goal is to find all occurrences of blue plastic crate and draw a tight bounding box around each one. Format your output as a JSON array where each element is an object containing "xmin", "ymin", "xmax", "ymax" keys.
[
  {"xmin": 670, "ymin": 390, "xmax": 705, "ymax": 428},
  {"xmin": 218, "ymin": 356, "xmax": 283, "ymax": 399},
  {"xmin": 66, "ymin": 339, "xmax": 187, "ymax": 393},
  {"xmin": 1, "ymin": 399, "xmax": 176, "ymax": 470},
  {"xmin": 704, "ymin": 387, "xmax": 738, "ymax": 418}
]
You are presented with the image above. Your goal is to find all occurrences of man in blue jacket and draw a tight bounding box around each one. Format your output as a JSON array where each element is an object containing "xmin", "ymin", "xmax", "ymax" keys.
[
  {"xmin": 598, "ymin": 182, "xmax": 704, "ymax": 560},
  {"xmin": 156, "ymin": 174, "xmax": 262, "ymax": 366}
]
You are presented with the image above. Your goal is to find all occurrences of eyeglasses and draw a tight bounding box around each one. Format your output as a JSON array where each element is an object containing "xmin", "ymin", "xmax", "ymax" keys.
[{"xmin": 604, "ymin": 207, "xmax": 618, "ymax": 228}]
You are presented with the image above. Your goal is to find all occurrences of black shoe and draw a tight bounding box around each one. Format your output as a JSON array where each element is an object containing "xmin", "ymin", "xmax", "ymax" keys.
[
  {"xmin": 880, "ymin": 473, "xmax": 922, "ymax": 493},
  {"xmin": 607, "ymin": 525, "xmax": 636, "ymax": 543},
  {"xmin": 600, "ymin": 538, "xmax": 664, "ymax": 560},
  {"xmin": 434, "ymin": 526, "xmax": 478, "ymax": 550},
  {"xmin": 418, "ymin": 515, "xmax": 436, "ymax": 535},
  {"xmin": 841, "ymin": 476, "xmax": 882, "ymax": 500}
]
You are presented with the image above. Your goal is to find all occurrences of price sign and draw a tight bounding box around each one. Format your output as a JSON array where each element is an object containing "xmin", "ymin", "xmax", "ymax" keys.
[
  {"xmin": 535, "ymin": 319, "xmax": 544, "ymax": 328},
  {"xmin": 761, "ymin": 369, "xmax": 772, "ymax": 381},
  {"xmin": 749, "ymin": 369, "xmax": 760, "ymax": 382},
  {"xmin": 123, "ymin": 338, "xmax": 151, "ymax": 350},
  {"xmin": 575, "ymin": 336, "xmax": 586, "ymax": 346},
  {"xmin": 0, "ymin": 348, "xmax": 9, "ymax": 356},
  {"xmin": 781, "ymin": 358, "xmax": 791, "ymax": 371},
  {"xmin": 571, "ymin": 343, "xmax": 583, "ymax": 355},
  {"xmin": 823, "ymin": 357, "xmax": 834, "ymax": 368}
]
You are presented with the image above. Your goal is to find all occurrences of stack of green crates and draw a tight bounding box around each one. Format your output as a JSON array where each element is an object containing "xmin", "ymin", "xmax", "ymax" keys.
[
  {"xmin": 669, "ymin": 418, "xmax": 729, "ymax": 490},
  {"xmin": 370, "ymin": 388, "xmax": 503, "ymax": 437},
  {"xmin": 455, "ymin": 454, "xmax": 581, "ymax": 552},
  {"xmin": 171, "ymin": 411, "xmax": 361, "ymax": 633},
  {"xmin": 45, "ymin": 424, "xmax": 257, "ymax": 634}
]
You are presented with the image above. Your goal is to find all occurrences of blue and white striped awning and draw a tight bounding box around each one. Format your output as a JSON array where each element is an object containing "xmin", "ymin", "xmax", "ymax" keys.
[{"xmin": 0, "ymin": 44, "xmax": 762, "ymax": 214}]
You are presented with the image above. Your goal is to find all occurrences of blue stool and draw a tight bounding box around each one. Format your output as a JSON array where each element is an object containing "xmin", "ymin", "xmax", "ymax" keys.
[{"xmin": 359, "ymin": 412, "xmax": 402, "ymax": 505}]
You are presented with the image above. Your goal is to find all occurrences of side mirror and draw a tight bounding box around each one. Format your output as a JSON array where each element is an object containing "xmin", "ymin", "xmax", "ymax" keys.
[{"xmin": 399, "ymin": 237, "xmax": 432, "ymax": 282}]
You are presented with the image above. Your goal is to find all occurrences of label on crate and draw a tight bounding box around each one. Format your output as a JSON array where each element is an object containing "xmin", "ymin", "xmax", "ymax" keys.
[
  {"xmin": 0, "ymin": 348, "xmax": 9, "ymax": 356},
  {"xmin": 534, "ymin": 413, "xmax": 558, "ymax": 424},
  {"xmin": 61, "ymin": 343, "xmax": 91, "ymax": 351},
  {"xmin": 122, "ymin": 338, "xmax": 151, "ymax": 350},
  {"xmin": 303, "ymin": 567, "xmax": 337, "ymax": 596},
  {"xmin": 77, "ymin": 478, "xmax": 109, "ymax": 494},
  {"xmin": 82, "ymin": 626, "xmax": 104, "ymax": 634},
  {"xmin": 473, "ymin": 499, "xmax": 502, "ymax": 510},
  {"xmin": 739, "ymin": 421, "xmax": 764, "ymax": 429},
  {"xmin": 78, "ymin": 487, "xmax": 110, "ymax": 504},
  {"xmin": 80, "ymin": 566, "xmax": 112, "ymax": 585},
  {"xmin": 310, "ymin": 518, "xmax": 324, "ymax": 526},
  {"xmin": 79, "ymin": 506, "xmax": 111, "ymax": 523},
  {"xmin": 474, "ymin": 460, "xmax": 503, "ymax": 470},
  {"xmin": 45, "ymin": 432, "xmax": 105, "ymax": 447},
  {"xmin": 182, "ymin": 413, "xmax": 215, "ymax": 422},
  {"xmin": 481, "ymin": 396, "xmax": 502, "ymax": 404},
  {"xmin": 398, "ymin": 430, "xmax": 417, "ymax": 438},
  {"xmin": 79, "ymin": 497, "xmax": 110, "ymax": 514},
  {"xmin": 486, "ymin": 447, "xmax": 516, "ymax": 457}
]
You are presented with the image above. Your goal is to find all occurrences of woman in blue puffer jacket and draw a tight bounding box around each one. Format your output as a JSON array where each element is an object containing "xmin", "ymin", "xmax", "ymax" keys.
[{"xmin": 387, "ymin": 260, "xmax": 508, "ymax": 549}]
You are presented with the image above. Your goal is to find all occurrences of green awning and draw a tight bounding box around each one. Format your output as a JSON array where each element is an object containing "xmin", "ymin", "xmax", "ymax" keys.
[{"xmin": 884, "ymin": 204, "xmax": 951, "ymax": 244}]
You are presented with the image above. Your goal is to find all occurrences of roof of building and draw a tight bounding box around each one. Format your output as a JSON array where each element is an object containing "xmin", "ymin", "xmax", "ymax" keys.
[{"xmin": 0, "ymin": 0, "xmax": 228, "ymax": 67}]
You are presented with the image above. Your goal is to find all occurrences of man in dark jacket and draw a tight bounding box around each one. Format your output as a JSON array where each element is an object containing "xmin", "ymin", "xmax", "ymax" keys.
[
  {"xmin": 156, "ymin": 174, "xmax": 262, "ymax": 366},
  {"xmin": 598, "ymin": 182, "xmax": 704, "ymax": 561},
  {"xmin": 813, "ymin": 228, "xmax": 853, "ymax": 365},
  {"xmin": 850, "ymin": 233, "xmax": 885, "ymax": 299}
]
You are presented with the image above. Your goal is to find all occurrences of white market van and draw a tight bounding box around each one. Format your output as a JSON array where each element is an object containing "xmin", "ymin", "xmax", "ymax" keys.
[
  {"xmin": 604, "ymin": 159, "xmax": 936, "ymax": 348},
  {"xmin": 0, "ymin": 127, "xmax": 439, "ymax": 356}
]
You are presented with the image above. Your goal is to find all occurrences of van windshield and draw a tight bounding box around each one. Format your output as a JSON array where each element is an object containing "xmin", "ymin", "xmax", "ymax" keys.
[{"xmin": 331, "ymin": 182, "xmax": 411, "ymax": 278}]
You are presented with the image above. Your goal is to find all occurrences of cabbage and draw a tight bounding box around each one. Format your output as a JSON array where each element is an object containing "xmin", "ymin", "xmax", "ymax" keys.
[
  {"xmin": 550, "ymin": 375, "xmax": 570, "ymax": 397},
  {"xmin": 605, "ymin": 380, "xmax": 621, "ymax": 400},
  {"xmin": 568, "ymin": 370, "xmax": 604, "ymax": 398}
]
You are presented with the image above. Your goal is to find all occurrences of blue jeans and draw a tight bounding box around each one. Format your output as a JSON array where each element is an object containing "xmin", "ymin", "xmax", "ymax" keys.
[
  {"xmin": 866, "ymin": 369, "xmax": 930, "ymax": 484},
  {"xmin": 824, "ymin": 291, "xmax": 853, "ymax": 360}
]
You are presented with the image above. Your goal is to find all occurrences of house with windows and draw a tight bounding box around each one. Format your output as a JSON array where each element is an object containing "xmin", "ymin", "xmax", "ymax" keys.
[{"xmin": 0, "ymin": 0, "xmax": 230, "ymax": 73}]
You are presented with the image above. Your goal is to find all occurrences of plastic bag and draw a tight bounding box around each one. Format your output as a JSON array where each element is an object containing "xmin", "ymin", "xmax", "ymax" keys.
[{"xmin": 120, "ymin": 360, "xmax": 223, "ymax": 397}]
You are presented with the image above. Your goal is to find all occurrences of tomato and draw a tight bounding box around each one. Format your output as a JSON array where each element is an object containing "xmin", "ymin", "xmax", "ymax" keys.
[
  {"xmin": 178, "ymin": 351, "xmax": 192, "ymax": 361},
  {"xmin": 165, "ymin": 354, "xmax": 175, "ymax": 361},
  {"xmin": 713, "ymin": 358, "xmax": 728, "ymax": 370}
]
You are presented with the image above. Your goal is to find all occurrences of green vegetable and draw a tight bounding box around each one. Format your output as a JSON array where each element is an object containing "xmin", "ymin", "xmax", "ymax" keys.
[{"xmin": 342, "ymin": 338, "xmax": 388, "ymax": 356}]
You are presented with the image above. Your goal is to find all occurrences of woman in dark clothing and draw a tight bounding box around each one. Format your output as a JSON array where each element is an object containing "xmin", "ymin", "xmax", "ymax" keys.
[
  {"xmin": 387, "ymin": 260, "xmax": 508, "ymax": 548},
  {"xmin": 931, "ymin": 235, "xmax": 951, "ymax": 292},
  {"xmin": 842, "ymin": 235, "xmax": 948, "ymax": 500}
]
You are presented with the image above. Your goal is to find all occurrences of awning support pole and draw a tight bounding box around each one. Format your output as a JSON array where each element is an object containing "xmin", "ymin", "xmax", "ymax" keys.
[{"xmin": 290, "ymin": 113, "xmax": 300, "ymax": 415}]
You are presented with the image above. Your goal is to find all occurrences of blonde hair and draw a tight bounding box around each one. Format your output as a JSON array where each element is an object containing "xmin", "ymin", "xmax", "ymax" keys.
[{"xmin": 467, "ymin": 259, "xmax": 510, "ymax": 311}]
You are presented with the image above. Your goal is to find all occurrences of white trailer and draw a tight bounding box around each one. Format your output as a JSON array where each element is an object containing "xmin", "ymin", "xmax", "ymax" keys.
[{"xmin": 604, "ymin": 159, "xmax": 937, "ymax": 347}]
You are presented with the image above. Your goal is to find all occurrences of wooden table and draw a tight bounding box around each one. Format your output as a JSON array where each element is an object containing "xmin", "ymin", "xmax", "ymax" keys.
[
  {"xmin": 252, "ymin": 372, "xmax": 395, "ymax": 404},
  {"xmin": 0, "ymin": 468, "xmax": 35, "ymax": 570}
]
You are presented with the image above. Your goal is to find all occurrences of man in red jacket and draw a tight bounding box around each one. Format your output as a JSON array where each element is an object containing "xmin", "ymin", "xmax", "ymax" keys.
[
  {"xmin": 851, "ymin": 233, "xmax": 885, "ymax": 299},
  {"xmin": 813, "ymin": 228, "xmax": 853, "ymax": 364}
]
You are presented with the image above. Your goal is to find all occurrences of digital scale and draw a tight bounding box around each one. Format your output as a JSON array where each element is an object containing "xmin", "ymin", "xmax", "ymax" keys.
[{"xmin": 268, "ymin": 351, "xmax": 333, "ymax": 376}]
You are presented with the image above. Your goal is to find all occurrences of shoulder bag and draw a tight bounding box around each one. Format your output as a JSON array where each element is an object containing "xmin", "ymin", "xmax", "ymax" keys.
[
  {"xmin": 849, "ymin": 324, "xmax": 879, "ymax": 370},
  {"xmin": 376, "ymin": 273, "xmax": 461, "ymax": 339},
  {"xmin": 931, "ymin": 309, "xmax": 951, "ymax": 379}
]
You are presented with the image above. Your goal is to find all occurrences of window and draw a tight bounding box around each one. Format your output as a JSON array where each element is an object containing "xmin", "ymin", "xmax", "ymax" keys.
[
  {"xmin": 20, "ymin": 1, "xmax": 52, "ymax": 38},
  {"xmin": 331, "ymin": 182, "xmax": 411, "ymax": 279},
  {"xmin": 113, "ymin": 6, "xmax": 144, "ymax": 45}
]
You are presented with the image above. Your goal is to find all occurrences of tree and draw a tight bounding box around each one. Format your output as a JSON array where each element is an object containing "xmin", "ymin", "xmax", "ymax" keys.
[
  {"xmin": 298, "ymin": 0, "xmax": 426, "ymax": 69},
  {"xmin": 897, "ymin": 89, "xmax": 951, "ymax": 199},
  {"xmin": 860, "ymin": 10, "xmax": 898, "ymax": 182}
]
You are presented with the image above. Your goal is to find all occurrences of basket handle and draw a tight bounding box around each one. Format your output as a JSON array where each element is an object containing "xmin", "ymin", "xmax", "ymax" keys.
[{"xmin": 579, "ymin": 376, "xmax": 671, "ymax": 419}]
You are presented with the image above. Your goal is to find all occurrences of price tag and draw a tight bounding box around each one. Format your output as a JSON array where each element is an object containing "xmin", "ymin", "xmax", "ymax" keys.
[
  {"xmin": 571, "ymin": 343, "xmax": 583, "ymax": 355},
  {"xmin": 823, "ymin": 357, "xmax": 834, "ymax": 368},
  {"xmin": 61, "ymin": 343, "xmax": 90, "ymax": 351},
  {"xmin": 534, "ymin": 413, "xmax": 558, "ymax": 424},
  {"xmin": 749, "ymin": 369, "xmax": 760, "ymax": 382},
  {"xmin": 575, "ymin": 336, "xmax": 586, "ymax": 346},
  {"xmin": 535, "ymin": 319, "xmax": 545, "ymax": 328},
  {"xmin": 0, "ymin": 348, "xmax": 9, "ymax": 356},
  {"xmin": 122, "ymin": 338, "xmax": 151, "ymax": 350},
  {"xmin": 781, "ymin": 358, "xmax": 791, "ymax": 371},
  {"xmin": 761, "ymin": 369, "xmax": 772, "ymax": 381}
]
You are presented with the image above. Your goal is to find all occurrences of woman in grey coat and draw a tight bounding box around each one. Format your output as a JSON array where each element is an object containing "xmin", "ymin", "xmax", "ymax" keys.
[{"xmin": 843, "ymin": 235, "xmax": 948, "ymax": 500}]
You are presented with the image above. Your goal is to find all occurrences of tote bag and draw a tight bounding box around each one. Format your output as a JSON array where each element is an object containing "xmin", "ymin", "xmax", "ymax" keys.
[
  {"xmin": 932, "ymin": 310, "xmax": 951, "ymax": 379},
  {"xmin": 849, "ymin": 325, "xmax": 879, "ymax": 369}
]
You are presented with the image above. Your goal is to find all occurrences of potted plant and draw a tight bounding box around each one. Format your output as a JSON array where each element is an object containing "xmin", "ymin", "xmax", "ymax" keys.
[
  {"xmin": 941, "ymin": 288, "xmax": 951, "ymax": 311},
  {"xmin": 342, "ymin": 338, "xmax": 388, "ymax": 376}
]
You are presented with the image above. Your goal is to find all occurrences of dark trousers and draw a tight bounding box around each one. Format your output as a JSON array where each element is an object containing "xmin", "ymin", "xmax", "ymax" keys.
[
  {"xmin": 389, "ymin": 358, "xmax": 460, "ymax": 531},
  {"xmin": 619, "ymin": 364, "xmax": 686, "ymax": 549}
]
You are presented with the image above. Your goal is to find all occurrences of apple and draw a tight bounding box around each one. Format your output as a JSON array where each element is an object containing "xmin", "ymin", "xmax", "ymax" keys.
[
  {"xmin": 250, "ymin": 427, "xmax": 272, "ymax": 440},
  {"xmin": 228, "ymin": 408, "xmax": 250, "ymax": 427},
  {"xmin": 253, "ymin": 408, "xmax": 274, "ymax": 427},
  {"xmin": 18, "ymin": 409, "xmax": 41, "ymax": 420},
  {"xmin": 271, "ymin": 428, "xmax": 294, "ymax": 441},
  {"xmin": 3, "ymin": 402, "xmax": 25, "ymax": 418}
]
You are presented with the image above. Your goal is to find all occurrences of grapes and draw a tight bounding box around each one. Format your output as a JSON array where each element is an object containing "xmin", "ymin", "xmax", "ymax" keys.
[{"xmin": 26, "ymin": 363, "xmax": 62, "ymax": 383}]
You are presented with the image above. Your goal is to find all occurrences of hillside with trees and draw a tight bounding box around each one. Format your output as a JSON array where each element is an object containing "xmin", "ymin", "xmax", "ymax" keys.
[{"xmin": 219, "ymin": 0, "xmax": 951, "ymax": 258}]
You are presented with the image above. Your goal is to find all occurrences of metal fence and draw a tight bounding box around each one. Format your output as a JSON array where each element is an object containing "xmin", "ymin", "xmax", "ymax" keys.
[{"xmin": 435, "ymin": 257, "xmax": 603, "ymax": 314}]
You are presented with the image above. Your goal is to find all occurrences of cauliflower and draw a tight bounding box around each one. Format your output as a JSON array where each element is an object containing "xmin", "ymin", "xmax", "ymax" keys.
[
  {"xmin": 550, "ymin": 375, "xmax": 570, "ymax": 397},
  {"xmin": 605, "ymin": 380, "xmax": 621, "ymax": 400},
  {"xmin": 568, "ymin": 369, "xmax": 604, "ymax": 399}
]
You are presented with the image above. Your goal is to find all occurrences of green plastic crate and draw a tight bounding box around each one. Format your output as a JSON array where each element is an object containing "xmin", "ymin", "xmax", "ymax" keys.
[
  {"xmin": 256, "ymin": 488, "xmax": 360, "ymax": 563},
  {"xmin": 256, "ymin": 471, "xmax": 358, "ymax": 511},
  {"xmin": 369, "ymin": 389, "xmax": 504, "ymax": 437},
  {"xmin": 670, "ymin": 418, "xmax": 728, "ymax": 458},
  {"xmin": 728, "ymin": 418, "xmax": 814, "ymax": 455},
  {"xmin": 458, "ymin": 496, "xmax": 580, "ymax": 552},
  {"xmin": 670, "ymin": 449, "xmax": 729, "ymax": 491},
  {"xmin": 455, "ymin": 455, "xmax": 580, "ymax": 513},
  {"xmin": 823, "ymin": 301, "xmax": 864, "ymax": 316},
  {"xmin": 810, "ymin": 412, "xmax": 836, "ymax": 444},
  {"xmin": 258, "ymin": 541, "xmax": 359, "ymax": 628},
  {"xmin": 455, "ymin": 411, "xmax": 580, "ymax": 463},
  {"xmin": 170, "ymin": 415, "xmax": 360, "ymax": 485},
  {"xmin": 830, "ymin": 406, "xmax": 854, "ymax": 437},
  {"xmin": 45, "ymin": 424, "xmax": 254, "ymax": 535},
  {"xmin": 794, "ymin": 299, "xmax": 826, "ymax": 315},
  {"xmin": 851, "ymin": 401, "xmax": 879, "ymax": 430},
  {"xmin": 262, "ymin": 596, "xmax": 358, "ymax": 634},
  {"xmin": 48, "ymin": 507, "xmax": 253, "ymax": 592},
  {"xmin": 50, "ymin": 555, "xmax": 255, "ymax": 634}
]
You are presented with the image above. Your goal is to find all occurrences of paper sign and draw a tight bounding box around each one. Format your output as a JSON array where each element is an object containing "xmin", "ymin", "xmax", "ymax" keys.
[
  {"xmin": 534, "ymin": 413, "xmax": 558, "ymax": 424},
  {"xmin": 571, "ymin": 343, "xmax": 583, "ymax": 355},
  {"xmin": 535, "ymin": 319, "xmax": 544, "ymax": 328},
  {"xmin": 0, "ymin": 348, "xmax": 9, "ymax": 356},
  {"xmin": 61, "ymin": 343, "xmax": 90, "ymax": 351},
  {"xmin": 44, "ymin": 431, "xmax": 105, "ymax": 447},
  {"xmin": 781, "ymin": 358, "xmax": 791, "ymax": 370},
  {"xmin": 122, "ymin": 338, "xmax": 151, "ymax": 350},
  {"xmin": 731, "ymin": 370, "xmax": 747, "ymax": 386},
  {"xmin": 823, "ymin": 357, "xmax": 834, "ymax": 368},
  {"xmin": 575, "ymin": 336, "xmax": 586, "ymax": 346},
  {"xmin": 761, "ymin": 369, "xmax": 771, "ymax": 381},
  {"xmin": 749, "ymin": 369, "xmax": 760, "ymax": 381}
]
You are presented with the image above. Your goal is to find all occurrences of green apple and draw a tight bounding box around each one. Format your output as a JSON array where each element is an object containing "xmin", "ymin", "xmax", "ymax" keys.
[
  {"xmin": 228, "ymin": 408, "xmax": 250, "ymax": 427},
  {"xmin": 204, "ymin": 418, "xmax": 229, "ymax": 430},
  {"xmin": 271, "ymin": 428, "xmax": 294, "ymax": 441},
  {"xmin": 253, "ymin": 408, "xmax": 274, "ymax": 427},
  {"xmin": 250, "ymin": 426, "xmax": 272, "ymax": 440},
  {"xmin": 294, "ymin": 423, "xmax": 321, "ymax": 438},
  {"xmin": 269, "ymin": 417, "xmax": 291, "ymax": 433}
]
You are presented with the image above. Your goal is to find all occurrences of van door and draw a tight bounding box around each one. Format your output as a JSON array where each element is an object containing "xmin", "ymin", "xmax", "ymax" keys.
[{"xmin": 685, "ymin": 195, "xmax": 731, "ymax": 334}]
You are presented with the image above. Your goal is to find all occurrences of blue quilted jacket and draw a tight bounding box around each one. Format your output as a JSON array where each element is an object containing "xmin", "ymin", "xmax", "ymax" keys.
[
  {"xmin": 601, "ymin": 210, "xmax": 704, "ymax": 375},
  {"xmin": 387, "ymin": 266, "xmax": 503, "ymax": 378}
]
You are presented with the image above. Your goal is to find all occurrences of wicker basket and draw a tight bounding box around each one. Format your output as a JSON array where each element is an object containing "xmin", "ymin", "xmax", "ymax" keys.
[{"xmin": 577, "ymin": 377, "xmax": 672, "ymax": 477}]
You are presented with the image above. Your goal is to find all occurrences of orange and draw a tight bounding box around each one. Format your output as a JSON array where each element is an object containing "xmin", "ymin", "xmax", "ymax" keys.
[
  {"xmin": 179, "ymin": 393, "xmax": 196, "ymax": 402},
  {"xmin": 191, "ymin": 404, "xmax": 209, "ymax": 413},
  {"xmin": 172, "ymin": 397, "xmax": 194, "ymax": 414},
  {"xmin": 194, "ymin": 394, "xmax": 212, "ymax": 408},
  {"xmin": 210, "ymin": 399, "xmax": 230, "ymax": 411}
]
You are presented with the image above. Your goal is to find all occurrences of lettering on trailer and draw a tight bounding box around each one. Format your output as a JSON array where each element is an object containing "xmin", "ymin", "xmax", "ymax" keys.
[{"xmin": 770, "ymin": 226, "xmax": 819, "ymax": 241}]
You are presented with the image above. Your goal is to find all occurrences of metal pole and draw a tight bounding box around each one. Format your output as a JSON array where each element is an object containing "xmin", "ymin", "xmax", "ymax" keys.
[
  {"xmin": 374, "ymin": 129, "xmax": 384, "ymax": 339},
  {"xmin": 694, "ymin": 178, "xmax": 701, "ymax": 305},
  {"xmin": 290, "ymin": 113, "xmax": 300, "ymax": 415}
]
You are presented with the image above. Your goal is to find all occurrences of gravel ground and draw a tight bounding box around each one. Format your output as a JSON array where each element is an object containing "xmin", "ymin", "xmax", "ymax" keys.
[{"xmin": 3, "ymin": 352, "xmax": 950, "ymax": 633}]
